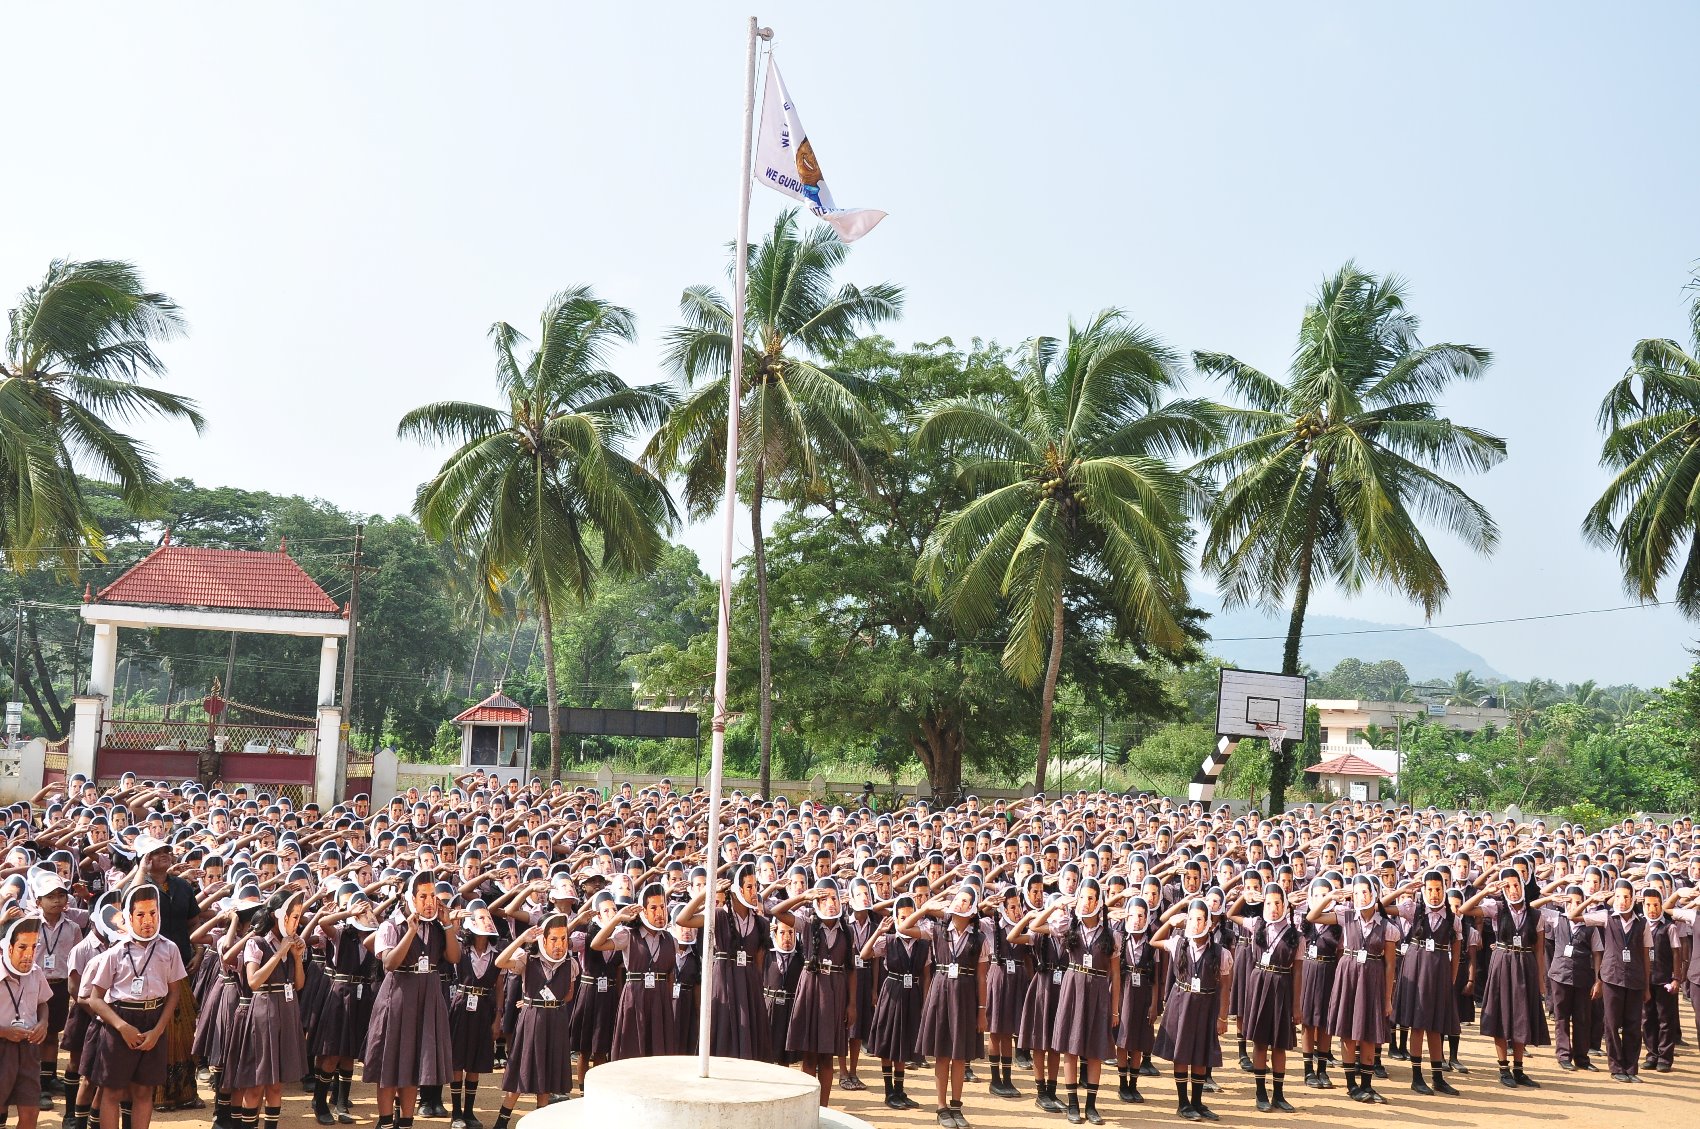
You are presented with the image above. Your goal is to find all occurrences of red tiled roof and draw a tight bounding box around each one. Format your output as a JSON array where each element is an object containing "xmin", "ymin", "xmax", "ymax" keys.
[
  {"xmin": 94, "ymin": 544, "xmax": 341, "ymax": 616},
  {"xmin": 1306, "ymin": 752, "xmax": 1392, "ymax": 777},
  {"xmin": 454, "ymin": 691, "xmax": 530, "ymax": 724}
]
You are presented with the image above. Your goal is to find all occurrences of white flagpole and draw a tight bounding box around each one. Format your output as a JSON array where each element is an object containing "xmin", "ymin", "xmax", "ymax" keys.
[{"xmin": 698, "ymin": 13, "xmax": 770, "ymax": 1081}]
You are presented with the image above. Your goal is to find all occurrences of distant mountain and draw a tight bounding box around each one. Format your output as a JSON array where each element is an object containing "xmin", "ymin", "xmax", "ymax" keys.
[{"xmin": 1201, "ymin": 605, "xmax": 1507, "ymax": 683}]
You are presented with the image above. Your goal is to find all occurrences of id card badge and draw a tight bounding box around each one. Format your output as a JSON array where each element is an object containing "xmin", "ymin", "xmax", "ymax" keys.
[
  {"xmin": 902, "ymin": 973, "xmax": 914, "ymax": 989},
  {"xmin": 540, "ymin": 986, "xmax": 557, "ymax": 1002},
  {"xmin": 42, "ymin": 954, "xmax": 55, "ymax": 972},
  {"xmin": 1355, "ymin": 949, "xmax": 1368, "ymax": 966},
  {"xmin": 356, "ymin": 983, "xmax": 364, "ymax": 1000},
  {"xmin": 416, "ymin": 955, "xmax": 430, "ymax": 973},
  {"xmin": 1189, "ymin": 976, "xmax": 1201, "ymax": 992},
  {"xmin": 1398, "ymin": 943, "xmax": 1409, "ymax": 956},
  {"xmin": 595, "ymin": 976, "xmax": 608, "ymax": 993},
  {"xmin": 130, "ymin": 975, "xmax": 146, "ymax": 996},
  {"xmin": 1425, "ymin": 939, "xmax": 1435, "ymax": 953},
  {"xmin": 1052, "ymin": 969, "xmax": 1063, "ymax": 985},
  {"xmin": 1004, "ymin": 959, "xmax": 1017, "ymax": 975},
  {"xmin": 735, "ymin": 951, "xmax": 748, "ymax": 968},
  {"xmin": 854, "ymin": 955, "xmax": 866, "ymax": 970},
  {"xmin": 1261, "ymin": 950, "xmax": 1272, "ymax": 968},
  {"xmin": 283, "ymin": 983, "xmax": 295, "ymax": 1002},
  {"xmin": 465, "ymin": 993, "xmax": 479, "ymax": 1012},
  {"xmin": 1622, "ymin": 949, "xmax": 1632, "ymax": 963},
  {"xmin": 672, "ymin": 982, "xmax": 681, "ymax": 1000},
  {"xmin": 1307, "ymin": 943, "xmax": 1318, "ymax": 959},
  {"xmin": 643, "ymin": 972, "xmax": 656, "ymax": 989},
  {"xmin": 1563, "ymin": 943, "xmax": 1575, "ymax": 958},
  {"xmin": 947, "ymin": 961, "xmax": 960, "ymax": 980},
  {"xmin": 1131, "ymin": 971, "xmax": 1142, "ymax": 988}
]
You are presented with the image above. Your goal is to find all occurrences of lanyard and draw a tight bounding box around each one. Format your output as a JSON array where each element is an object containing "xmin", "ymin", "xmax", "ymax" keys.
[
  {"xmin": 126, "ymin": 940, "xmax": 159, "ymax": 986},
  {"xmin": 1, "ymin": 979, "xmax": 21, "ymax": 1025},
  {"xmin": 43, "ymin": 921, "xmax": 65, "ymax": 955}
]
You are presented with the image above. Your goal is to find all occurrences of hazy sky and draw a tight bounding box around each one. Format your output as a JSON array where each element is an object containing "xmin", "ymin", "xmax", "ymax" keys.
[{"xmin": 5, "ymin": 2, "xmax": 1698, "ymax": 686}]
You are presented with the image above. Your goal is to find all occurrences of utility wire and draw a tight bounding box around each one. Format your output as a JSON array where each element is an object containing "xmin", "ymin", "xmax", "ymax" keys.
[{"xmin": 1210, "ymin": 600, "xmax": 1670, "ymax": 642}]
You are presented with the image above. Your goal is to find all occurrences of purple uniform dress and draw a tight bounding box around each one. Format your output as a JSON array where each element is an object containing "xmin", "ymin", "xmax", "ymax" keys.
[
  {"xmin": 225, "ymin": 935, "xmax": 308, "ymax": 1090},
  {"xmin": 1479, "ymin": 897, "xmax": 1551, "ymax": 1047},
  {"xmin": 1297, "ymin": 917, "xmax": 1341, "ymax": 1030},
  {"xmin": 1050, "ymin": 914, "xmax": 1117, "ymax": 1062},
  {"xmin": 363, "ymin": 916, "xmax": 455, "ymax": 1088},
  {"xmin": 502, "ymin": 953, "xmax": 576, "ymax": 1096},
  {"xmin": 864, "ymin": 933, "xmax": 927, "ymax": 1064},
  {"xmin": 708, "ymin": 905, "xmax": 771, "ymax": 1060},
  {"xmin": 915, "ymin": 917, "xmax": 987, "ymax": 1062},
  {"xmin": 606, "ymin": 923, "xmax": 678, "ymax": 1060},
  {"xmin": 984, "ymin": 911, "xmax": 1033, "ymax": 1037},
  {"xmin": 1153, "ymin": 935, "xmax": 1229, "ymax": 1069},
  {"xmin": 785, "ymin": 908, "xmax": 854, "ymax": 1057},
  {"xmin": 1115, "ymin": 927, "xmax": 1158, "ymax": 1053},
  {"xmin": 1392, "ymin": 899, "xmax": 1461, "ymax": 1035},
  {"xmin": 1325, "ymin": 908, "xmax": 1397, "ymax": 1045},
  {"xmin": 447, "ymin": 945, "xmax": 502, "ymax": 1075},
  {"xmin": 1239, "ymin": 915, "xmax": 1300, "ymax": 1050}
]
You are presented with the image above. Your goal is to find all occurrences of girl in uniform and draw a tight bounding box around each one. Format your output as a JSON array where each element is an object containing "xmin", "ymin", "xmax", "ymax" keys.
[
  {"xmin": 0, "ymin": 917, "xmax": 49, "ymax": 1129},
  {"xmin": 763, "ymin": 917, "xmax": 803, "ymax": 1067},
  {"xmin": 1112, "ymin": 896, "xmax": 1158, "ymax": 1106},
  {"xmin": 1309, "ymin": 874, "xmax": 1396, "ymax": 1104},
  {"xmin": 311, "ymin": 886, "xmax": 378, "ymax": 1126},
  {"xmin": 491, "ymin": 914, "xmax": 576, "ymax": 1129},
  {"xmin": 447, "ymin": 901, "xmax": 502, "ymax": 1129},
  {"xmin": 1152, "ymin": 898, "xmax": 1231, "ymax": 1123},
  {"xmin": 226, "ymin": 892, "xmax": 308, "ymax": 1129},
  {"xmin": 592, "ymin": 884, "xmax": 679, "ymax": 1060},
  {"xmin": 901, "ymin": 887, "xmax": 987, "ymax": 1129},
  {"xmin": 774, "ymin": 880, "xmax": 857, "ymax": 1108},
  {"xmin": 675, "ymin": 868, "xmax": 771, "ymax": 1062},
  {"xmin": 1049, "ymin": 879, "xmax": 1118, "ymax": 1126},
  {"xmin": 982, "ymin": 886, "xmax": 1031, "ymax": 1101},
  {"xmin": 840, "ymin": 881, "xmax": 880, "ymax": 1093},
  {"xmin": 1297, "ymin": 877, "xmax": 1340, "ymax": 1090},
  {"xmin": 565, "ymin": 892, "xmax": 622, "ymax": 1089},
  {"xmin": 1011, "ymin": 873, "xmax": 1064, "ymax": 1114},
  {"xmin": 83, "ymin": 885, "xmax": 189, "ymax": 1129},
  {"xmin": 1446, "ymin": 887, "xmax": 1478, "ymax": 1072},
  {"xmin": 1392, "ymin": 872, "xmax": 1461, "ymax": 1096},
  {"xmin": 1462, "ymin": 869, "xmax": 1549, "ymax": 1088},
  {"xmin": 861, "ymin": 896, "xmax": 925, "ymax": 1111},
  {"xmin": 364, "ymin": 873, "xmax": 461, "ymax": 1129},
  {"xmin": 1228, "ymin": 883, "xmax": 1300, "ymax": 1113}
]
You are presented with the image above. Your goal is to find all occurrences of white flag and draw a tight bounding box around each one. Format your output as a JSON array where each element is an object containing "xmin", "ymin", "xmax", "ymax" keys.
[{"xmin": 754, "ymin": 57, "xmax": 886, "ymax": 242}]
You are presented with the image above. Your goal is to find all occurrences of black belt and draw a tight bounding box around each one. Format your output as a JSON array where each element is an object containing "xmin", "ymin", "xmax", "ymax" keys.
[
  {"xmin": 1066, "ymin": 963, "xmax": 1106, "ymax": 978},
  {"xmin": 806, "ymin": 960, "xmax": 846, "ymax": 974},
  {"xmin": 622, "ymin": 973, "xmax": 673, "ymax": 987},
  {"xmin": 218, "ymin": 974, "xmax": 237, "ymax": 984},
  {"xmin": 1495, "ymin": 943, "xmax": 1535, "ymax": 954},
  {"xmin": 522, "ymin": 997, "xmax": 560, "ymax": 1009},
  {"xmin": 331, "ymin": 974, "xmax": 365, "ymax": 984},
  {"xmin": 1342, "ymin": 949, "xmax": 1383, "ymax": 961},
  {"xmin": 395, "ymin": 966, "xmax": 438, "ymax": 974},
  {"xmin": 459, "ymin": 986, "xmax": 489, "ymax": 997},
  {"xmin": 1174, "ymin": 983, "xmax": 1216, "ymax": 995},
  {"xmin": 111, "ymin": 997, "xmax": 165, "ymax": 1011},
  {"xmin": 763, "ymin": 988, "xmax": 791, "ymax": 1003},
  {"xmin": 1253, "ymin": 963, "xmax": 1294, "ymax": 974},
  {"xmin": 252, "ymin": 986, "xmax": 290, "ymax": 995}
]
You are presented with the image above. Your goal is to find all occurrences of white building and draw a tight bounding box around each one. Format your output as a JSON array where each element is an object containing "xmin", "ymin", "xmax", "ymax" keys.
[{"xmin": 1308, "ymin": 699, "xmax": 1512, "ymax": 779}]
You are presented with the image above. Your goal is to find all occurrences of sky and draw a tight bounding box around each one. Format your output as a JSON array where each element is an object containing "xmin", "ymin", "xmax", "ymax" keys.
[{"xmin": 3, "ymin": 2, "xmax": 1699, "ymax": 687}]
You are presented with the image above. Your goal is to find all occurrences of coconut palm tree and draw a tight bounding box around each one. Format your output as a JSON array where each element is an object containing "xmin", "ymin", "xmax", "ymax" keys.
[
  {"xmin": 400, "ymin": 286, "xmax": 676, "ymax": 779},
  {"xmin": 646, "ymin": 210, "xmax": 902, "ymax": 798},
  {"xmin": 1195, "ymin": 263, "xmax": 1506, "ymax": 811},
  {"xmin": 1448, "ymin": 669, "xmax": 1486, "ymax": 705},
  {"xmin": 1, "ymin": 259, "xmax": 204, "ymax": 570},
  {"xmin": 916, "ymin": 310, "xmax": 1218, "ymax": 792},
  {"xmin": 1584, "ymin": 272, "xmax": 1700, "ymax": 612}
]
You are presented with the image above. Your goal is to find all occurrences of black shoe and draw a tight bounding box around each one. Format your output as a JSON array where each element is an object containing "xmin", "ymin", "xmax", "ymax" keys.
[
  {"xmin": 1066, "ymin": 1099, "xmax": 1082, "ymax": 1125},
  {"xmin": 461, "ymin": 1115, "xmax": 482, "ymax": 1129},
  {"xmin": 1037, "ymin": 1088, "xmax": 1064, "ymax": 1114},
  {"xmin": 1139, "ymin": 1060, "xmax": 1159, "ymax": 1077},
  {"xmin": 1432, "ymin": 1075, "xmax": 1459, "ymax": 1096},
  {"xmin": 950, "ymin": 1101, "xmax": 968, "ymax": 1128},
  {"xmin": 1193, "ymin": 1102, "xmax": 1220, "ymax": 1121},
  {"xmin": 1362, "ymin": 1087, "xmax": 1386, "ymax": 1105},
  {"xmin": 1315, "ymin": 1067, "xmax": 1334, "ymax": 1089},
  {"xmin": 1579, "ymin": 1060, "xmax": 1600, "ymax": 1072},
  {"xmin": 1272, "ymin": 1097, "xmax": 1295, "ymax": 1112},
  {"xmin": 314, "ymin": 1106, "xmax": 334, "ymax": 1127},
  {"xmin": 1238, "ymin": 1052, "xmax": 1254, "ymax": 1072},
  {"xmin": 1611, "ymin": 1072, "xmax": 1634, "ymax": 1083},
  {"xmin": 1201, "ymin": 1078, "xmax": 1221, "ymax": 1094},
  {"xmin": 987, "ymin": 1078, "xmax": 1013, "ymax": 1099},
  {"xmin": 1412, "ymin": 1078, "xmax": 1433, "ymax": 1096},
  {"xmin": 1514, "ymin": 1069, "xmax": 1539, "ymax": 1088},
  {"xmin": 1372, "ymin": 1063, "xmax": 1389, "ymax": 1080},
  {"xmin": 964, "ymin": 1066, "xmax": 979, "ymax": 1084},
  {"xmin": 1084, "ymin": 1105, "xmax": 1104, "ymax": 1126},
  {"xmin": 1118, "ymin": 1081, "xmax": 1135, "ymax": 1103},
  {"xmin": 896, "ymin": 1087, "xmax": 921, "ymax": 1111},
  {"xmin": 1558, "ymin": 1058, "xmax": 1576, "ymax": 1071},
  {"xmin": 1657, "ymin": 1064, "xmax": 1673, "ymax": 1073},
  {"xmin": 936, "ymin": 1108, "xmax": 953, "ymax": 1128},
  {"xmin": 1256, "ymin": 1097, "xmax": 1272, "ymax": 1113},
  {"xmin": 1499, "ymin": 1068, "xmax": 1517, "ymax": 1089},
  {"xmin": 1123, "ymin": 1085, "xmax": 1143, "ymax": 1105},
  {"xmin": 1178, "ymin": 1104, "xmax": 1202, "ymax": 1122},
  {"xmin": 1643, "ymin": 1057, "xmax": 1657, "ymax": 1071},
  {"xmin": 1389, "ymin": 1047, "xmax": 1409, "ymax": 1061},
  {"xmin": 1447, "ymin": 1058, "xmax": 1469, "ymax": 1074},
  {"xmin": 1014, "ymin": 1050, "xmax": 1032, "ymax": 1071},
  {"xmin": 886, "ymin": 1092, "xmax": 907, "ymax": 1111}
]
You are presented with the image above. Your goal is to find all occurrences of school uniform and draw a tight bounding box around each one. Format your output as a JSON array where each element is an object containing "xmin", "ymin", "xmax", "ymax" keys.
[
  {"xmin": 785, "ymin": 908, "xmax": 854, "ymax": 1059},
  {"xmin": 707, "ymin": 906, "xmax": 771, "ymax": 1061},
  {"xmin": 1394, "ymin": 902, "xmax": 1460, "ymax": 1037},
  {"xmin": 1479, "ymin": 898, "xmax": 1551, "ymax": 1049},
  {"xmin": 1542, "ymin": 911, "xmax": 1598, "ymax": 1068},
  {"xmin": 501, "ymin": 954, "xmax": 576, "ymax": 1096},
  {"xmin": 448, "ymin": 945, "xmax": 502, "ymax": 1076},
  {"xmin": 1050, "ymin": 915, "xmax": 1116, "ymax": 1062},
  {"xmin": 1016, "ymin": 930, "xmax": 1065, "ymax": 1055},
  {"xmin": 1240, "ymin": 916, "xmax": 1300, "ymax": 1050},
  {"xmin": 1640, "ymin": 914, "xmax": 1678, "ymax": 1070},
  {"xmin": 82, "ymin": 934, "xmax": 189, "ymax": 1089},
  {"xmin": 984, "ymin": 911, "xmax": 1031, "ymax": 1039},
  {"xmin": 607, "ymin": 923, "xmax": 678, "ymax": 1060},
  {"xmin": 1326, "ymin": 910, "xmax": 1398, "ymax": 1046},
  {"xmin": 846, "ymin": 913, "xmax": 879, "ymax": 1047},
  {"xmin": 762, "ymin": 945, "xmax": 804, "ymax": 1066},
  {"xmin": 362, "ymin": 916, "xmax": 454, "ymax": 1088},
  {"xmin": 0, "ymin": 960, "xmax": 49, "ymax": 1109},
  {"xmin": 1152, "ymin": 935, "xmax": 1228, "ymax": 1069},
  {"xmin": 1115, "ymin": 928, "xmax": 1158, "ymax": 1054},
  {"xmin": 224, "ymin": 935, "xmax": 307, "ymax": 1091},
  {"xmin": 864, "ymin": 934, "xmax": 926, "ymax": 1065},
  {"xmin": 62, "ymin": 931, "xmax": 105, "ymax": 1075},
  {"xmin": 37, "ymin": 916, "xmax": 82, "ymax": 1042},
  {"xmin": 1297, "ymin": 918, "xmax": 1340, "ymax": 1032},
  {"xmin": 1589, "ymin": 910, "xmax": 1647, "ymax": 1076},
  {"xmin": 916, "ymin": 917, "xmax": 986, "ymax": 1062},
  {"xmin": 565, "ymin": 930, "xmax": 621, "ymax": 1062},
  {"xmin": 671, "ymin": 937, "xmax": 701, "ymax": 1056},
  {"xmin": 311, "ymin": 923, "xmax": 378, "ymax": 1061}
]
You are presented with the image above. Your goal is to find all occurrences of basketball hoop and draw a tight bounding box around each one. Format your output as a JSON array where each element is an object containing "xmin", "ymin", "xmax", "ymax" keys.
[{"xmin": 1254, "ymin": 721, "xmax": 1288, "ymax": 748}]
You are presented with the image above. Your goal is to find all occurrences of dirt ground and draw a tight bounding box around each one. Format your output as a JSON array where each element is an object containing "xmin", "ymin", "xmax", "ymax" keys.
[{"xmin": 107, "ymin": 1028, "xmax": 1696, "ymax": 1129}]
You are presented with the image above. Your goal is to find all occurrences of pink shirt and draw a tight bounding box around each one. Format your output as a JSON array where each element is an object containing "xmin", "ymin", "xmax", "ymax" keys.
[
  {"xmin": 84, "ymin": 937, "xmax": 187, "ymax": 1002},
  {"xmin": 0, "ymin": 967, "xmax": 47, "ymax": 1028}
]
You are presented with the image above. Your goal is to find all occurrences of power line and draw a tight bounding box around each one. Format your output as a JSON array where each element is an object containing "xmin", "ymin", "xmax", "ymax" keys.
[{"xmin": 1210, "ymin": 600, "xmax": 1671, "ymax": 642}]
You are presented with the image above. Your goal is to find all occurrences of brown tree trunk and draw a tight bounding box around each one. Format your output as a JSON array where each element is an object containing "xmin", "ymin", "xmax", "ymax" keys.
[
  {"xmin": 1032, "ymin": 590, "xmax": 1066, "ymax": 794},
  {"xmin": 913, "ymin": 713, "xmax": 965, "ymax": 804},
  {"xmin": 27, "ymin": 618, "xmax": 69, "ymax": 737},
  {"xmin": 540, "ymin": 593, "xmax": 561, "ymax": 780},
  {"xmin": 1274, "ymin": 454, "xmax": 1329, "ymax": 814},
  {"xmin": 752, "ymin": 462, "xmax": 774, "ymax": 799}
]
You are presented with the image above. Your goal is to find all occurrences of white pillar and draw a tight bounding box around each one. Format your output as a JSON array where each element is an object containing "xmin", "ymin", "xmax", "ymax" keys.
[
  {"xmin": 86, "ymin": 623, "xmax": 118, "ymax": 699},
  {"xmin": 371, "ymin": 747, "xmax": 399, "ymax": 806},
  {"xmin": 315, "ymin": 706, "xmax": 342, "ymax": 807},
  {"xmin": 317, "ymin": 637, "xmax": 340, "ymax": 708},
  {"xmin": 70, "ymin": 696, "xmax": 103, "ymax": 781}
]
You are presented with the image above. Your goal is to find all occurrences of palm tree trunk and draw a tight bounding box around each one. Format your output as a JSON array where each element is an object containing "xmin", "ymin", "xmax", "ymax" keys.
[
  {"xmin": 465, "ymin": 602, "xmax": 489, "ymax": 698},
  {"xmin": 1274, "ymin": 457, "xmax": 1329, "ymax": 815},
  {"xmin": 752, "ymin": 463, "xmax": 774, "ymax": 799},
  {"xmin": 1033, "ymin": 590, "xmax": 1066, "ymax": 793},
  {"xmin": 497, "ymin": 612, "xmax": 523, "ymax": 686},
  {"xmin": 540, "ymin": 593, "xmax": 561, "ymax": 780}
]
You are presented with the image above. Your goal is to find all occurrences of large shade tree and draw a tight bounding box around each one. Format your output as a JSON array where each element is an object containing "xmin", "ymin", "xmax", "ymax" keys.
[
  {"xmin": 1, "ymin": 259, "xmax": 203, "ymax": 570},
  {"xmin": 645, "ymin": 209, "xmax": 902, "ymax": 797},
  {"xmin": 1585, "ymin": 272, "xmax": 1700, "ymax": 612},
  {"xmin": 916, "ymin": 310, "xmax": 1216, "ymax": 792},
  {"xmin": 400, "ymin": 287, "xmax": 676, "ymax": 778},
  {"xmin": 1196, "ymin": 262, "xmax": 1505, "ymax": 811}
]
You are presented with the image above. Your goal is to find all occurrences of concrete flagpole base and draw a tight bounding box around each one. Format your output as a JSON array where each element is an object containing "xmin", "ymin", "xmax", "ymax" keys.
[{"xmin": 517, "ymin": 1057, "xmax": 875, "ymax": 1129}]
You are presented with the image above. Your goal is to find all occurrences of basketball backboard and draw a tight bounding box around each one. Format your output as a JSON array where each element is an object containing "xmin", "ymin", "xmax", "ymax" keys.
[{"xmin": 1215, "ymin": 668, "xmax": 1308, "ymax": 741}]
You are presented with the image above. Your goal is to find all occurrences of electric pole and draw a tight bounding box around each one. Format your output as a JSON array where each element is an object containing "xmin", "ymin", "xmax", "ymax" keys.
[{"xmin": 335, "ymin": 523, "xmax": 367, "ymax": 796}]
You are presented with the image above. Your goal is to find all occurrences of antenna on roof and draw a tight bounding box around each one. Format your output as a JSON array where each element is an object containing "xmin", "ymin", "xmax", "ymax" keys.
[
  {"xmin": 162, "ymin": 527, "xmax": 172, "ymax": 546},
  {"xmin": 279, "ymin": 536, "xmax": 288, "ymax": 553}
]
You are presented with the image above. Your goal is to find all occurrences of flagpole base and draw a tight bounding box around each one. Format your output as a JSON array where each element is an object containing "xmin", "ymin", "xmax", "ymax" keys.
[{"xmin": 517, "ymin": 1057, "xmax": 873, "ymax": 1129}]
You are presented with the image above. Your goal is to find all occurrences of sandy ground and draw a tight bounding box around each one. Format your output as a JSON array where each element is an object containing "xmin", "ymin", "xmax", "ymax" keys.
[{"xmin": 74, "ymin": 1028, "xmax": 1698, "ymax": 1129}]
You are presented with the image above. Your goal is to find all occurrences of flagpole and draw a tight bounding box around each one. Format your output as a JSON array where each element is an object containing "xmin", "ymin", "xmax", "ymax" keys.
[{"xmin": 698, "ymin": 13, "xmax": 770, "ymax": 1081}]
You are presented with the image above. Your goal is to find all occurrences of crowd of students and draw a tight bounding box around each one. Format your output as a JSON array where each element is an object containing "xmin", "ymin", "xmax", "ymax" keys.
[{"xmin": 0, "ymin": 770, "xmax": 1696, "ymax": 1129}]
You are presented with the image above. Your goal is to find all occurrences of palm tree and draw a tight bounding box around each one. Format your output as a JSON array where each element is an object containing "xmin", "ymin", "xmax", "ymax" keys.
[
  {"xmin": 1195, "ymin": 262, "xmax": 1506, "ymax": 811},
  {"xmin": 916, "ymin": 310, "xmax": 1217, "ymax": 792},
  {"xmin": 646, "ymin": 210, "xmax": 902, "ymax": 797},
  {"xmin": 1584, "ymin": 272, "xmax": 1700, "ymax": 611},
  {"xmin": 400, "ymin": 287, "xmax": 676, "ymax": 779},
  {"xmin": 1, "ymin": 260, "xmax": 204, "ymax": 569},
  {"xmin": 1504, "ymin": 677, "xmax": 1556, "ymax": 748},
  {"xmin": 1448, "ymin": 669, "xmax": 1486, "ymax": 705}
]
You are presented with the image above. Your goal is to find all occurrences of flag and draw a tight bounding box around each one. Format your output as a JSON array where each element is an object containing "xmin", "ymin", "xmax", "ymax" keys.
[{"xmin": 753, "ymin": 57, "xmax": 886, "ymax": 242}]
